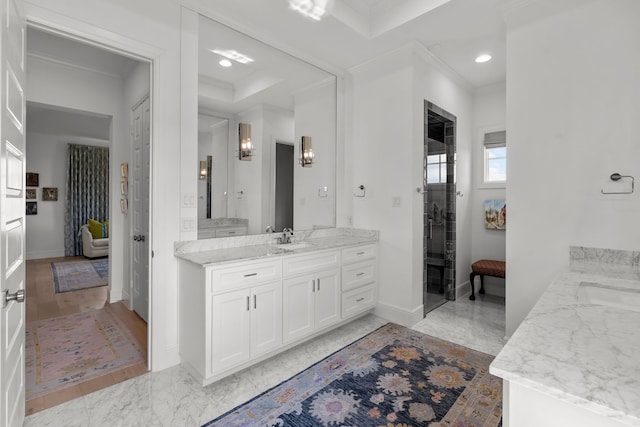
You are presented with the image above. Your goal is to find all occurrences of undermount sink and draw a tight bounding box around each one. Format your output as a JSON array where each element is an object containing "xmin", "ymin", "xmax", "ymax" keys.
[
  {"xmin": 275, "ymin": 242, "xmax": 315, "ymax": 251},
  {"xmin": 576, "ymin": 281, "xmax": 640, "ymax": 313}
]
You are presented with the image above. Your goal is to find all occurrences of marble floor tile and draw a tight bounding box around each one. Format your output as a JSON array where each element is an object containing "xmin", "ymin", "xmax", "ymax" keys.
[{"xmin": 24, "ymin": 295, "xmax": 505, "ymax": 427}]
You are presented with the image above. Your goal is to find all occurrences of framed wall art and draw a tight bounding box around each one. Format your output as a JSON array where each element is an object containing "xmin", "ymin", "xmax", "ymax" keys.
[
  {"xmin": 484, "ymin": 199, "xmax": 506, "ymax": 230},
  {"xmin": 26, "ymin": 172, "xmax": 39, "ymax": 186},
  {"xmin": 26, "ymin": 201, "xmax": 38, "ymax": 215},
  {"xmin": 26, "ymin": 188, "xmax": 37, "ymax": 200},
  {"xmin": 42, "ymin": 187, "xmax": 58, "ymax": 201}
]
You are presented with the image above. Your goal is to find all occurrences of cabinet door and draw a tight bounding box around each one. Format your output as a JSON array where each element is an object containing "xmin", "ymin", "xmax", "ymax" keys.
[
  {"xmin": 282, "ymin": 274, "xmax": 315, "ymax": 344},
  {"xmin": 314, "ymin": 268, "xmax": 340, "ymax": 330},
  {"xmin": 251, "ymin": 281, "xmax": 282, "ymax": 357},
  {"xmin": 210, "ymin": 289, "xmax": 251, "ymax": 374}
]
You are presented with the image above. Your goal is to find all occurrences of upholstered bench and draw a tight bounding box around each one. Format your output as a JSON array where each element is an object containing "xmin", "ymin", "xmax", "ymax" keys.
[{"xmin": 469, "ymin": 259, "xmax": 505, "ymax": 300}]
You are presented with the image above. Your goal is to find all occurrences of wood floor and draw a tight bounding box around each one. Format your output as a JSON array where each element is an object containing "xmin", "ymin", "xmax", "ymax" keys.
[{"xmin": 25, "ymin": 256, "xmax": 148, "ymax": 415}]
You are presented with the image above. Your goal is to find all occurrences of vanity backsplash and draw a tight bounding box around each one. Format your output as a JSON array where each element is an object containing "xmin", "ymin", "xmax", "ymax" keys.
[{"xmin": 570, "ymin": 246, "xmax": 640, "ymax": 280}]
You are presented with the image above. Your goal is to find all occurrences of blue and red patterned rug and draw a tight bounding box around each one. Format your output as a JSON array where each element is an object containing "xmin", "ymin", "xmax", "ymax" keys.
[
  {"xmin": 203, "ymin": 323, "xmax": 502, "ymax": 426},
  {"xmin": 51, "ymin": 258, "xmax": 108, "ymax": 293}
]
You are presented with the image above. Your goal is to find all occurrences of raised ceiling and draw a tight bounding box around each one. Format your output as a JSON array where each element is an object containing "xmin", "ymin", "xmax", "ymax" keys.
[{"xmin": 191, "ymin": 0, "xmax": 507, "ymax": 89}]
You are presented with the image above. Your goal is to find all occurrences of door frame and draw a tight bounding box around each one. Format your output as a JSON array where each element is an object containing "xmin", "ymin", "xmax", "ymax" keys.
[{"xmin": 25, "ymin": 12, "xmax": 158, "ymax": 370}]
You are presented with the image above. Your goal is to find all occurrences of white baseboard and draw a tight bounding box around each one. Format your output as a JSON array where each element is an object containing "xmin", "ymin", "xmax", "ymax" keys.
[
  {"xmin": 374, "ymin": 301, "xmax": 424, "ymax": 327},
  {"xmin": 26, "ymin": 249, "xmax": 65, "ymax": 260},
  {"xmin": 456, "ymin": 280, "xmax": 471, "ymax": 298}
]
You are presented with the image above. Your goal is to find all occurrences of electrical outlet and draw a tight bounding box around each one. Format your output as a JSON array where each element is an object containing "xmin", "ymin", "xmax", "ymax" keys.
[{"xmin": 392, "ymin": 196, "xmax": 401, "ymax": 207}]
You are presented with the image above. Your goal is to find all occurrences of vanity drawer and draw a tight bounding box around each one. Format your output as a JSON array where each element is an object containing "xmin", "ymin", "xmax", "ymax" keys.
[
  {"xmin": 215, "ymin": 227, "xmax": 247, "ymax": 238},
  {"xmin": 342, "ymin": 284, "xmax": 376, "ymax": 318},
  {"xmin": 342, "ymin": 244, "xmax": 377, "ymax": 264},
  {"xmin": 341, "ymin": 260, "xmax": 375, "ymax": 292},
  {"xmin": 283, "ymin": 250, "xmax": 340, "ymax": 277},
  {"xmin": 210, "ymin": 259, "xmax": 282, "ymax": 294}
]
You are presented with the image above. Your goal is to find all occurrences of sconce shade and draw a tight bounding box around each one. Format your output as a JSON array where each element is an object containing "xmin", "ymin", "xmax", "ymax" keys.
[
  {"xmin": 199, "ymin": 160, "xmax": 207, "ymax": 180},
  {"xmin": 300, "ymin": 136, "xmax": 314, "ymax": 167},
  {"xmin": 239, "ymin": 123, "xmax": 253, "ymax": 161}
]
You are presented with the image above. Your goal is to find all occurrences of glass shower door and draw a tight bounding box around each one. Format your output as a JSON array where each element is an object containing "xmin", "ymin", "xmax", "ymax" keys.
[{"xmin": 423, "ymin": 102, "xmax": 456, "ymax": 316}]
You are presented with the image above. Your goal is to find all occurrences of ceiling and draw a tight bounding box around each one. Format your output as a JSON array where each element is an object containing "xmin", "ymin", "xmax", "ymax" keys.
[
  {"xmin": 198, "ymin": 15, "xmax": 333, "ymax": 114},
  {"xmin": 192, "ymin": 0, "xmax": 507, "ymax": 89}
]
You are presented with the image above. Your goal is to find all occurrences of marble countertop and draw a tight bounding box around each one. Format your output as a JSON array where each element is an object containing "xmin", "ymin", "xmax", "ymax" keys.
[
  {"xmin": 490, "ymin": 271, "xmax": 640, "ymax": 425},
  {"xmin": 175, "ymin": 231, "xmax": 378, "ymax": 267}
]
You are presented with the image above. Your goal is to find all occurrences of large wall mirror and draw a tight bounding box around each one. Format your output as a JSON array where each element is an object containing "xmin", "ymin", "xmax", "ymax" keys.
[{"xmin": 198, "ymin": 15, "xmax": 337, "ymax": 238}]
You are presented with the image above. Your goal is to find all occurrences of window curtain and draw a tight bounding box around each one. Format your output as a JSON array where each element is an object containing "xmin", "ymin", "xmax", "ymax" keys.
[{"xmin": 64, "ymin": 144, "xmax": 110, "ymax": 256}]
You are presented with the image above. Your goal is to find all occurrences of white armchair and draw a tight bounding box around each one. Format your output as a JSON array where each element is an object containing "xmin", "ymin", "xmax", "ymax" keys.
[{"xmin": 81, "ymin": 224, "xmax": 109, "ymax": 258}]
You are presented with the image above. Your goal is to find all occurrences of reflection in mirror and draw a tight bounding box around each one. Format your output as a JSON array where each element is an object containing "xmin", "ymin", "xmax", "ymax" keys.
[{"xmin": 198, "ymin": 14, "xmax": 337, "ymax": 238}]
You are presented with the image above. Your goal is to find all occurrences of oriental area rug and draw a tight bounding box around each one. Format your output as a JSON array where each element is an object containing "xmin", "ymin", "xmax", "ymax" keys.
[
  {"xmin": 25, "ymin": 306, "xmax": 145, "ymax": 400},
  {"xmin": 51, "ymin": 258, "xmax": 108, "ymax": 293},
  {"xmin": 204, "ymin": 323, "xmax": 502, "ymax": 427}
]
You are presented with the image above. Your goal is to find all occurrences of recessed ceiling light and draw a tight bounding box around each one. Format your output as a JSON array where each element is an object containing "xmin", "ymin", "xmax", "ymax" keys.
[
  {"xmin": 289, "ymin": 0, "xmax": 328, "ymax": 21},
  {"xmin": 475, "ymin": 54, "xmax": 492, "ymax": 63},
  {"xmin": 219, "ymin": 59, "xmax": 232, "ymax": 68},
  {"xmin": 211, "ymin": 49, "xmax": 254, "ymax": 64}
]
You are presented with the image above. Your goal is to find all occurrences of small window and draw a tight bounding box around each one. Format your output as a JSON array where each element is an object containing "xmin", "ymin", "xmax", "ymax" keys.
[
  {"xmin": 483, "ymin": 131, "xmax": 506, "ymax": 183},
  {"xmin": 427, "ymin": 154, "xmax": 446, "ymax": 184}
]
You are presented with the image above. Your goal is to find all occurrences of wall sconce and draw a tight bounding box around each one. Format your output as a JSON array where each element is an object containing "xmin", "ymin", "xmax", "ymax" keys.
[
  {"xmin": 199, "ymin": 160, "xmax": 207, "ymax": 180},
  {"xmin": 239, "ymin": 123, "xmax": 253, "ymax": 161},
  {"xmin": 300, "ymin": 136, "xmax": 314, "ymax": 167}
]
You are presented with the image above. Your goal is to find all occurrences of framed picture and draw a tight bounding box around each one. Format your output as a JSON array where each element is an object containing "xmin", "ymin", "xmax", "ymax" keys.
[
  {"xmin": 42, "ymin": 187, "xmax": 58, "ymax": 201},
  {"xmin": 26, "ymin": 188, "xmax": 37, "ymax": 200},
  {"xmin": 26, "ymin": 172, "xmax": 39, "ymax": 187},
  {"xmin": 484, "ymin": 199, "xmax": 506, "ymax": 230},
  {"xmin": 120, "ymin": 179, "xmax": 128, "ymax": 195},
  {"xmin": 26, "ymin": 201, "xmax": 37, "ymax": 215},
  {"xmin": 120, "ymin": 162, "xmax": 128, "ymax": 178}
]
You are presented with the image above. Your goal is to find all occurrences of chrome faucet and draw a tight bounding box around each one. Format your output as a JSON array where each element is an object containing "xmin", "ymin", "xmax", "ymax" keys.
[{"xmin": 279, "ymin": 228, "xmax": 294, "ymax": 244}]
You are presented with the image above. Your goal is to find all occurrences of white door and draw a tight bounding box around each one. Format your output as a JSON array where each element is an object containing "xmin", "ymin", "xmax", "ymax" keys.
[
  {"xmin": 0, "ymin": 0, "xmax": 26, "ymax": 425},
  {"xmin": 210, "ymin": 289, "xmax": 251, "ymax": 374},
  {"xmin": 314, "ymin": 269, "xmax": 340, "ymax": 330},
  {"xmin": 131, "ymin": 96, "xmax": 150, "ymax": 322},
  {"xmin": 250, "ymin": 281, "xmax": 282, "ymax": 357},
  {"xmin": 282, "ymin": 274, "xmax": 315, "ymax": 344}
]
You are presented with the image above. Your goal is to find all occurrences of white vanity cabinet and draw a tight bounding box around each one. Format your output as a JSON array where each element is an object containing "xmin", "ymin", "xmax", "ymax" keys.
[
  {"xmin": 177, "ymin": 238, "xmax": 378, "ymax": 386},
  {"xmin": 178, "ymin": 258, "xmax": 282, "ymax": 384},
  {"xmin": 282, "ymin": 250, "xmax": 341, "ymax": 344},
  {"xmin": 341, "ymin": 244, "xmax": 377, "ymax": 318},
  {"xmin": 210, "ymin": 280, "xmax": 282, "ymax": 372}
]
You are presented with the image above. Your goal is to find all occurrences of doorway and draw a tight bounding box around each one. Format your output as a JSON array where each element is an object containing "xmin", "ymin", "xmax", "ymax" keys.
[
  {"xmin": 423, "ymin": 101, "xmax": 457, "ymax": 316},
  {"xmin": 24, "ymin": 25, "xmax": 152, "ymax": 414},
  {"xmin": 274, "ymin": 141, "xmax": 294, "ymax": 231}
]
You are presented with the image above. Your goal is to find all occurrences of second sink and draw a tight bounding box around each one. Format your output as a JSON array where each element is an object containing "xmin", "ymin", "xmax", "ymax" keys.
[{"xmin": 577, "ymin": 281, "xmax": 640, "ymax": 313}]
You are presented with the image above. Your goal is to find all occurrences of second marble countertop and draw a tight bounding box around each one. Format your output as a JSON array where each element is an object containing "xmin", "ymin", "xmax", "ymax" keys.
[{"xmin": 490, "ymin": 271, "xmax": 640, "ymax": 425}]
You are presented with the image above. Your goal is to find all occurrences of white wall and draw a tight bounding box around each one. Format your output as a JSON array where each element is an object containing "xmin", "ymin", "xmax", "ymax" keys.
[
  {"xmin": 294, "ymin": 79, "xmax": 337, "ymax": 231},
  {"xmin": 505, "ymin": 0, "xmax": 640, "ymax": 336},
  {"xmin": 25, "ymin": 132, "xmax": 109, "ymax": 259},
  {"xmin": 349, "ymin": 44, "xmax": 473, "ymax": 326},
  {"xmin": 234, "ymin": 107, "xmax": 265, "ymax": 234},
  {"xmin": 471, "ymin": 83, "xmax": 506, "ymax": 297},
  {"xmin": 26, "ymin": 0, "xmax": 184, "ymax": 371}
]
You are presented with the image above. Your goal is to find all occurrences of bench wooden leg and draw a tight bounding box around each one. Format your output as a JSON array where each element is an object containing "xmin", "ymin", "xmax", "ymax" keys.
[
  {"xmin": 479, "ymin": 274, "xmax": 485, "ymax": 294},
  {"xmin": 469, "ymin": 272, "xmax": 476, "ymax": 300}
]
